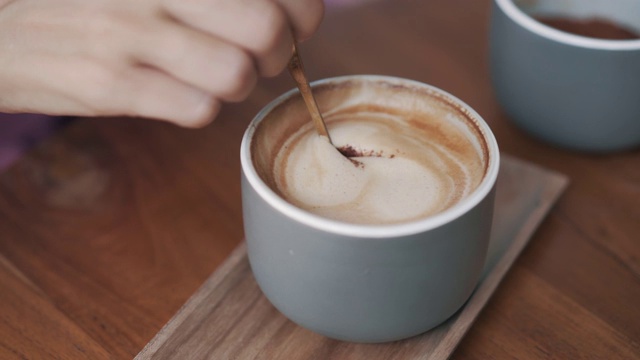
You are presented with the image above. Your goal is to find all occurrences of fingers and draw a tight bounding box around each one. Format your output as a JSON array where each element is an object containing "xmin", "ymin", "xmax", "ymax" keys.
[
  {"xmin": 160, "ymin": 0, "xmax": 324, "ymax": 77},
  {"xmin": 276, "ymin": 0, "xmax": 325, "ymax": 41},
  {"xmin": 132, "ymin": 20, "xmax": 257, "ymax": 102},
  {"xmin": 114, "ymin": 66, "xmax": 221, "ymax": 127},
  {"xmin": 137, "ymin": 0, "xmax": 324, "ymax": 124},
  {"xmin": 72, "ymin": 61, "xmax": 220, "ymax": 128},
  {"xmin": 161, "ymin": 0, "xmax": 292, "ymax": 77}
]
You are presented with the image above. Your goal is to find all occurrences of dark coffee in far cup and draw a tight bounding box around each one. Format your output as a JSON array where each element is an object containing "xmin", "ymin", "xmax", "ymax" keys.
[{"xmin": 536, "ymin": 16, "xmax": 640, "ymax": 40}]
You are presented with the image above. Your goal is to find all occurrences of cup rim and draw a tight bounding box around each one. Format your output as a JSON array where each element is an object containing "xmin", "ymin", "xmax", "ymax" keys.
[
  {"xmin": 240, "ymin": 75, "xmax": 500, "ymax": 238},
  {"xmin": 495, "ymin": 0, "xmax": 640, "ymax": 51}
]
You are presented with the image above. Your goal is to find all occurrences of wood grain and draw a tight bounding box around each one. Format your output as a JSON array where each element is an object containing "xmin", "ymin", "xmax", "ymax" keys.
[
  {"xmin": 0, "ymin": 253, "xmax": 112, "ymax": 359},
  {"xmin": 134, "ymin": 155, "xmax": 569, "ymax": 360},
  {"xmin": 0, "ymin": 0, "xmax": 639, "ymax": 359}
]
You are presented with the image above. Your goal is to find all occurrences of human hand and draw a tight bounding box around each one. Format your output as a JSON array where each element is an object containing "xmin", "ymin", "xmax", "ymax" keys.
[{"xmin": 0, "ymin": 0, "xmax": 324, "ymax": 127}]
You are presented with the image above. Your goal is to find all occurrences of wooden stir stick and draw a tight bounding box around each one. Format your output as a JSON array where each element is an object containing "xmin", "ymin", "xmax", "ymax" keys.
[{"xmin": 287, "ymin": 44, "xmax": 333, "ymax": 143}]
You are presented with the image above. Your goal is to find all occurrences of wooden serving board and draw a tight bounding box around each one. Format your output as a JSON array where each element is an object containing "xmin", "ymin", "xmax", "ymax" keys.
[{"xmin": 136, "ymin": 154, "xmax": 569, "ymax": 360}]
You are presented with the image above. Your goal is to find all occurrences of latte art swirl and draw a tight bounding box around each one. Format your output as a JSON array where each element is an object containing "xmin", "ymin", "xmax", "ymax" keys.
[{"xmin": 272, "ymin": 108, "xmax": 485, "ymax": 225}]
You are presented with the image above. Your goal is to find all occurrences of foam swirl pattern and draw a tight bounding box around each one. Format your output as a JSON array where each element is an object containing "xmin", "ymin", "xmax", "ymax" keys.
[{"xmin": 272, "ymin": 108, "xmax": 485, "ymax": 225}]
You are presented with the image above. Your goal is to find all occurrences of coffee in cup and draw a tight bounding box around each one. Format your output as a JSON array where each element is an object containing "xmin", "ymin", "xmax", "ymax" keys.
[{"xmin": 251, "ymin": 78, "xmax": 489, "ymax": 225}]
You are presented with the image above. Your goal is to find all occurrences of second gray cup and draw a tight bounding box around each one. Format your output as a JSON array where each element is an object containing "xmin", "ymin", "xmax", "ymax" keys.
[{"xmin": 490, "ymin": 0, "xmax": 640, "ymax": 152}]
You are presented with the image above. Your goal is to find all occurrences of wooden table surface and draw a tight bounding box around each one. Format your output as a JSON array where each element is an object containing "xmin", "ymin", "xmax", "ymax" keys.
[{"xmin": 1, "ymin": 0, "xmax": 638, "ymax": 359}]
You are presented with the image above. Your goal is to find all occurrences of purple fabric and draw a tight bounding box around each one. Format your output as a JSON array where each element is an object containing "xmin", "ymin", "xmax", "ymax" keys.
[{"xmin": 0, "ymin": 114, "xmax": 64, "ymax": 172}]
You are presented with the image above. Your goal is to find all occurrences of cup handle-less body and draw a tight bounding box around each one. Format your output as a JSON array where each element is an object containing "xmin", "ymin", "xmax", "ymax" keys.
[
  {"xmin": 242, "ymin": 172, "xmax": 495, "ymax": 343},
  {"xmin": 240, "ymin": 75, "xmax": 500, "ymax": 343},
  {"xmin": 490, "ymin": 0, "xmax": 640, "ymax": 152}
]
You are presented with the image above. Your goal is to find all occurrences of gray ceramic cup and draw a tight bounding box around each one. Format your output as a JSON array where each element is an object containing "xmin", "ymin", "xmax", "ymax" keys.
[
  {"xmin": 490, "ymin": 0, "xmax": 640, "ymax": 152},
  {"xmin": 240, "ymin": 75, "xmax": 500, "ymax": 343}
]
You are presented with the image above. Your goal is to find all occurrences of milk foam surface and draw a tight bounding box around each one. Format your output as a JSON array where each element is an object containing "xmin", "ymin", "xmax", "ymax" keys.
[{"xmin": 272, "ymin": 110, "xmax": 484, "ymax": 225}]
